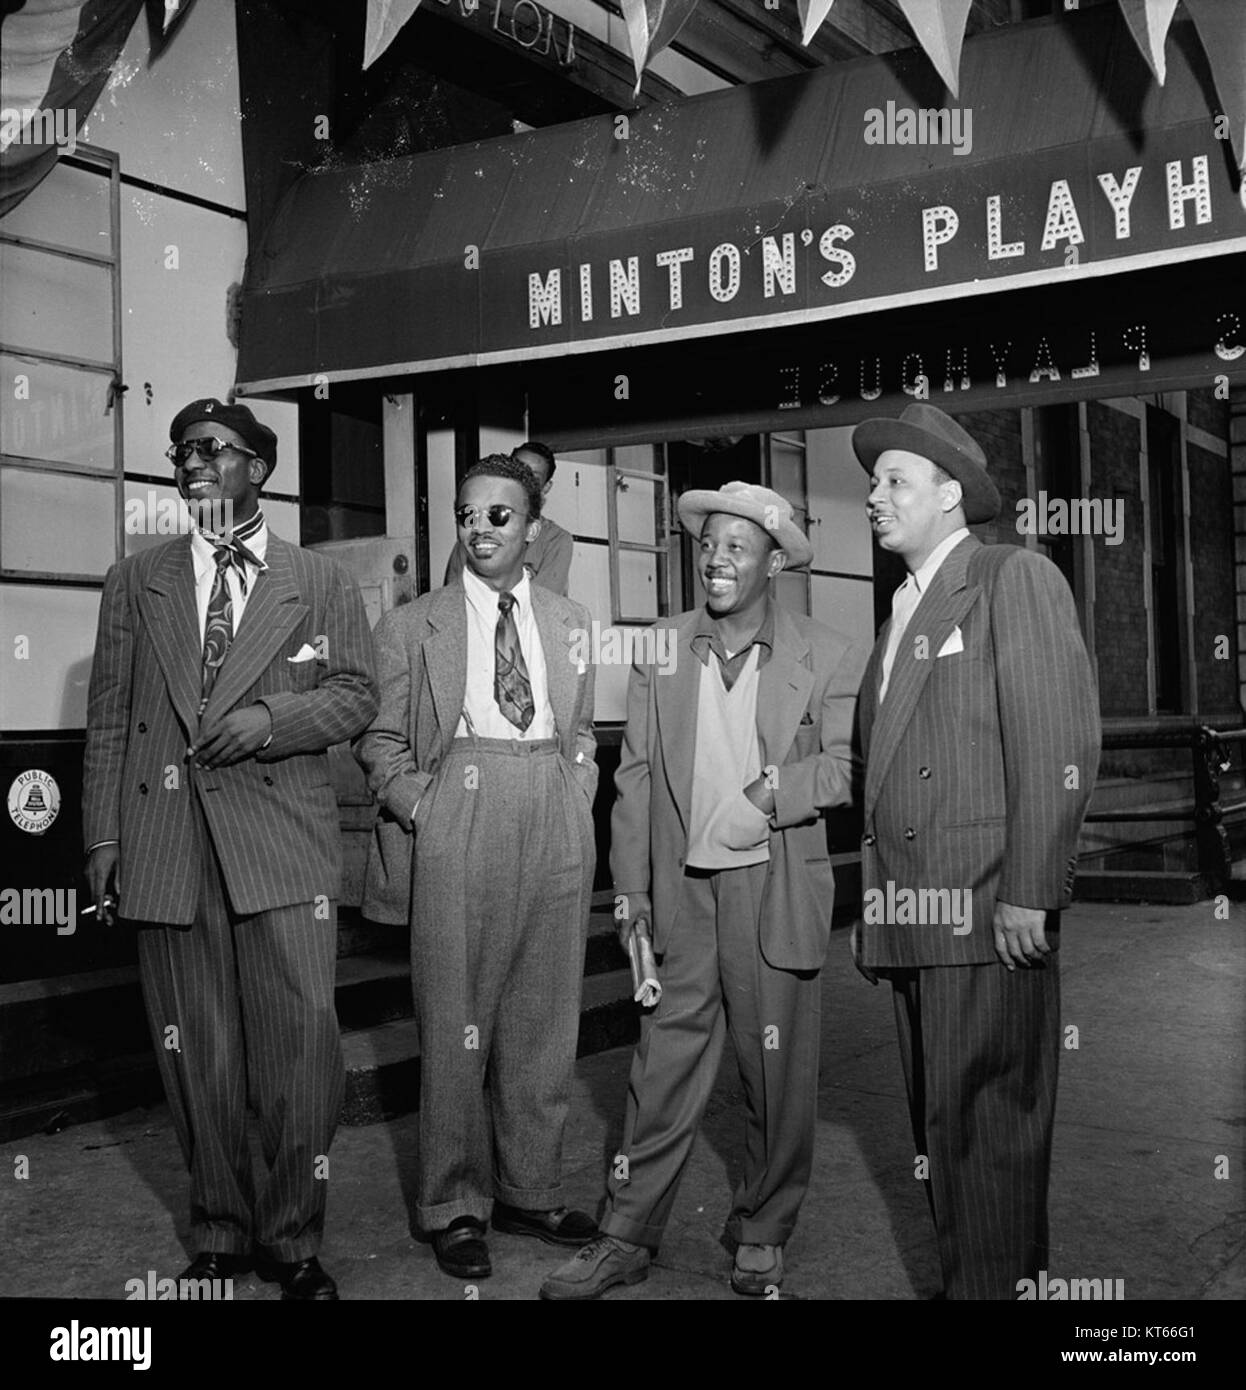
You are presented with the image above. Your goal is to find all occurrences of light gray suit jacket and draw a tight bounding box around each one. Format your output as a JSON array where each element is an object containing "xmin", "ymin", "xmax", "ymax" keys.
[
  {"xmin": 355, "ymin": 579, "xmax": 598, "ymax": 923},
  {"xmin": 610, "ymin": 602, "xmax": 866, "ymax": 972}
]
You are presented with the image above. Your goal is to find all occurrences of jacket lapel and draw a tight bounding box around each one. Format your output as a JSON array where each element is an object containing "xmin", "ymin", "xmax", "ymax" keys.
[
  {"xmin": 655, "ymin": 613, "xmax": 701, "ymax": 834},
  {"xmin": 532, "ymin": 586, "xmax": 576, "ymax": 749},
  {"xmin": 422, "ymin": 582, "xmax": 469, "ymax": 750},
  {"xmin": 137, "ymin": 537, "xmax": 202, "ymax": 734},
  {"xmin": 200, "ymin": 535, "xmax": 309, "ymax": 726},
  {"xmin": 757, "ymin": 605, "xmax": 815, "ymax": 767},
  {"xmin": 865, "ymin": 536, "xmax": 981, "ymax": 816}
]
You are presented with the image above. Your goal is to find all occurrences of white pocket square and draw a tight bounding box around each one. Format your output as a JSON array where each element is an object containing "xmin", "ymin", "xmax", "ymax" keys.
[
  {"xmin": 936, "ymin": 627, "xmax": 964, "ymax": 658},
  {"xmin": 288, "ymin": 643, "xmax": 318, "ymax": 663}
]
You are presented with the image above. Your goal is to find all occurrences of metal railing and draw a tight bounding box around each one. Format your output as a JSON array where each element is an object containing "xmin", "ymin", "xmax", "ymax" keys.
[{"xmin": 1084, "ymin": 726, "xmax": 1246, "ymax": 891}]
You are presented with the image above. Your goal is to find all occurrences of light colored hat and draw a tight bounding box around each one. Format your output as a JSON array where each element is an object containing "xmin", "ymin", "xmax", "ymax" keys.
[{"xmin": 677, "ymin": 481, "xmax": 814, "ymax": 570}]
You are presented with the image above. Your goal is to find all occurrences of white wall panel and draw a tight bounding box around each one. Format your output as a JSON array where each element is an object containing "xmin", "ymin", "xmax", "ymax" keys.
[
  {"xmin": 0, "ymin": 585, "xmax": 101, "ymax": 729},
  {"xmin": 807, "ymin": 427, "xmax": 873, "ymax": 578}
]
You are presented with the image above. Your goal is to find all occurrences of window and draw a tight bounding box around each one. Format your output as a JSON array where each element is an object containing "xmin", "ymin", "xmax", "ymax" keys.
[
  {"xmin": 0, "ymin": 148, "xmax": 122, "ymax": 729},
  {"xmin": 605, "ymin": 444, "xmax": 671, "ymax": 623}
]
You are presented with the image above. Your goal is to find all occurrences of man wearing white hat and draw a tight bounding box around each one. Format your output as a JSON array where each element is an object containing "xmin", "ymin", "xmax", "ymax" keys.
[{"xmin": 542, "ymin": 482, "xmax": 866, "ymax": 1300}]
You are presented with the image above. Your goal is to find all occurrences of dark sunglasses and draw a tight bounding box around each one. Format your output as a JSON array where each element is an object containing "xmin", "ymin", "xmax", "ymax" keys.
[
  {"xmin": 166, "ymin": 437, "xmax": 261, "ymax": 467},
  {"xmin": 454, "ymin": 504, "xmax": 527, "ymax": 529}
]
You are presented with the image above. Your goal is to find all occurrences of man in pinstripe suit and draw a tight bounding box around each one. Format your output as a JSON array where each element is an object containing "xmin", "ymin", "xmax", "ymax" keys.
[
  {"xmin": 851, "ymin": 403, "xmax": 1100, "ymax": 1300},
  {"xmin": 84, "ymin": 399, "xmax": 377, "ymax": 1300}
]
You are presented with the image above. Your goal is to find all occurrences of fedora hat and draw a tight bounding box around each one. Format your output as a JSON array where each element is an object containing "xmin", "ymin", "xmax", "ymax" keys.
[
  {"xmin": 677, "ymin": 481, "xmax": 814, "ymax": 569},
  {"xmin": 852, "ymin": 403, "xmax": 1000, "ymax": 524}
]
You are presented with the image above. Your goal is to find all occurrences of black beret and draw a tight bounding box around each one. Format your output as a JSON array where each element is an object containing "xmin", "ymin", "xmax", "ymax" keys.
[{"xmin": 169, "ymin": 398, "xmax": 277, "ymax": 477}]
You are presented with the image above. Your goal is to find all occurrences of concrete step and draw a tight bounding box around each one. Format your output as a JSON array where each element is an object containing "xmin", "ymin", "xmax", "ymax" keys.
[{"xmin": 1075, "ymin": 870, "xmax": 1208, "ymax": 904}]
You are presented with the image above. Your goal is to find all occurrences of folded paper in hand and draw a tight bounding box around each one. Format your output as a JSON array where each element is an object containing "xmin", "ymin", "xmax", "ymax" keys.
[{"xmin": 627, "ymin": 925, "xmax": 662, "ymax": 1008}]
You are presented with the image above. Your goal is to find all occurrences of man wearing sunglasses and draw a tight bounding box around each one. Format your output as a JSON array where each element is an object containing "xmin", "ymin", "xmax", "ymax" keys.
[
  {"xmin": 83, "ymin": 398, "xmax": 377, "ymax": 1300},
  {"xmin": 443, "ymin": 442, "xmax": 574, "ymax": 596},
  {"xmin": 356, "ymin": 454, "xmax": 599, "ymax": 1281}
]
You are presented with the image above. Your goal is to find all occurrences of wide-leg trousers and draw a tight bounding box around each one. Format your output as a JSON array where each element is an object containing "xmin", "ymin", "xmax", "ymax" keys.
[
  {"xmin": 136, "ymin": 802, "xmax": 343, "ymax": 1263},
  {"xmin": 601, "ymin": 862, "xmax": 822, "ymax": 1250},
  {"xmin": 409, "ymin": 737, "xmax": 595, "ymax": 1232},
  {"xmin": 887, "ymin": 956, "xmax": 1061, "ymax": 1300}
]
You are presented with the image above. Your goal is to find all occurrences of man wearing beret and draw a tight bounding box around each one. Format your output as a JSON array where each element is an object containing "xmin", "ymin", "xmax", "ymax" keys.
[
  {"xmin": 850, "ymin": 403, "xmax": 1100, "ymax": 1299},
  {"xmin": 542, "ymin": 483, "xmax": 866, "ymax": 1300},
  {"xmin": 84, "ymin": 398, "xmax": 377, "ymax": 1300}
]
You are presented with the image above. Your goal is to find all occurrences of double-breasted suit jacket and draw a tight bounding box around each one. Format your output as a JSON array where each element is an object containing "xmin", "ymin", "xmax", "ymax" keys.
[
  {"xmin": 610, "ymin": 603, "xmax": 866, "ymax": 972},
  {"xmin": 358, "ymin": 579, "xmax": 598, "ymax": 924},
  {"xmin": 857, "ymin": 534, "xmax": 1101, "ymax": 966},
  {"xmin": 84, "ymin": 533, "xmax": 379, "ymax": 921}
]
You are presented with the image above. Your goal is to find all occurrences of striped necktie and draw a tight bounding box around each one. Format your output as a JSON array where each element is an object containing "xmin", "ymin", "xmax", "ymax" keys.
[
  {"xmin": 199, "ymin": 511, "xmax": 264, "ymax": 716},
  {"xmin": 494, "ymin": 590, "xmax": 535, "ymax": 732}
]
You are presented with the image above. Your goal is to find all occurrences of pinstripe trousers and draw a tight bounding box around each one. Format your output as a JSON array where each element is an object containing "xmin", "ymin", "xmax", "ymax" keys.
[
  {"xmin": 886, "ymin": 954, "xmax": 1061, "ymax": 1300},
  {"xmin": 410, "ymin": 738, "xmax": 594, "ymax": 1232},
  {"xmin": 136, "ymin": 795, "xmax": 344, "ymax": 1263}
]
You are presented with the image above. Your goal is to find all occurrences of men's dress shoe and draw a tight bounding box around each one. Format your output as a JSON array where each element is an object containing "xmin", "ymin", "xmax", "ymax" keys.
[
  {"xmin": 432, "ymin": 1216, "xmax": 492, "ymax": 1279},
  {"xmin": 539, "ymin": 1235, "xmax": 651, "ymax": 1301},
  {"xmin": 177, "ymin": 1251, "xmax": 252, "ymax": 1284},
  {"xmin": 492, "ymin": 1202, "xmax": 598, "ymax": 1248},
  {"xmin": 257, "ymin": 1255, "xmax": 339, "ymax": 1301},
  {"xmin": 730, "ymin": 1243, "xmax": 784, "ymax": 1297}
]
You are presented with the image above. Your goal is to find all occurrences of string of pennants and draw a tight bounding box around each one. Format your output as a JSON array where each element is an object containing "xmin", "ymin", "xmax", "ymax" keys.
[{"xmin": 363, "ymin": 0, "xmax": 1245, "ymax": 180}]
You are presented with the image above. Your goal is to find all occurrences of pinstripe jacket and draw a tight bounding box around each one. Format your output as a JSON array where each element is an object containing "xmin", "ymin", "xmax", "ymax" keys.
[
  {"xmin": 610, "ymin": 603, "xmax": 866, "ymax": 972},
  {"xmin": 857, "ymin": 536, "xmax": 1101, "ymax": 969},
  {"xmin": 83, "ymin": 533, "xmax": 378, "ymax": 924},
  {"xmin": 355, "ymin": 579, "xmax": 598, "ymax": 924}
]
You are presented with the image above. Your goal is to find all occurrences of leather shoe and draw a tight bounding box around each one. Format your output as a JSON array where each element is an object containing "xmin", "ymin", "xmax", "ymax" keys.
[
  {"xmin": 432, "ymin": 1216, "xmax": 491, "ymax": 1279},
  {"xmin": 177, "ymin": 1251, "xmax": 252, "ymax": 1284},
  {"xmin": 540, "ymin": 1235, "xmax": 650, "ymax": 1300},
  {"xmin": 492, "ymin": 1202, "xmax": 598, "ymax": 1248},
  {"xmin": 257, "ymin": 1255, "xmax": 339, "ymax": 1301},
  {"xmin": 730, "ymin": 1243, "xmax": 783, "ymax": 1297}
]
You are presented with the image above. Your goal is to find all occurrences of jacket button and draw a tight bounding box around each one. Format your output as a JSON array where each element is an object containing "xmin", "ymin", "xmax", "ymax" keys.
[
  {"xmin": 139, "ymin": 783, "xmax": 148, "ymax": 794},
  {"xmin": 137, "ymin": 722, "xmax": 147, "ymax": 733},
  {"xmin": 264, "ymin": 776, "xmax": 274, "ymax": 787},
  {"xmin": 919, "ymin": 766, "xmax": 931, "ymax": 779},
  {"xmin": 903, "ymin": 827, "xmax": 916, "ymax": 840},
  {"xmin": 862, "ymin": 833, "xmax": 876, "ymax": 847}
]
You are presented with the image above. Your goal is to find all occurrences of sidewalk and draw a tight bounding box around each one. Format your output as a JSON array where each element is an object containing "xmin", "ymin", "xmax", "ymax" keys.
[{"xmin": 1, "ymin": 900, "xmax": 1242, "ymax": 1302}]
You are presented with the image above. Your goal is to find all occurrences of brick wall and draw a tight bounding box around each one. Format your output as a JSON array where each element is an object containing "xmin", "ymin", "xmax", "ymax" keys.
[
  {"xmin": 1187, "ymin": 385, "xmax": 1230, "ymax": 438},
  {"xmin": 1087, "ymin": 401, "xmax": 1148, "ymax": 717},
  {"xmin": 957, "ymin": 407, "xmax": 1024, "ymax": 547},
  {"xmin": 1188, "ymin": 439, "xmax": 1239, "ymax": 716}
]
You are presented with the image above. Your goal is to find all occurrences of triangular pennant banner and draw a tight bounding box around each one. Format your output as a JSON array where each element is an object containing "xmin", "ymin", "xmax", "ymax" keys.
[
  {"xmin": 1185, "ymin": 0, "xmax": 1246, "ymax": 178},
  {"xmin": 797, "ymin": 0, "xmax": 837, "ymax": 48},
  {"xmin": 621, "ymin": 0, "xmax": 701, "ymax": 91},
  {"xmin": 896, "ymin": 0, "xmax": 972, "ymax": 98},
  {"xmin": 1117, "ymin": 0, "xmax": 1179, "ymax": 84},
  {"xmin": 363, "ymin": 0, "xmax": 423, "ymax": 71}
]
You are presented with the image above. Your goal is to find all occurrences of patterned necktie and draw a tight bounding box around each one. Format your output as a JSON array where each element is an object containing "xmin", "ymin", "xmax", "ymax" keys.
[
  {"xmin": 199, "ymin": 512, "xmax": 264, "ymax": 716},
  {"xmin": 494, "ymin": 591, "xmax": 535, "ymax": 732}
]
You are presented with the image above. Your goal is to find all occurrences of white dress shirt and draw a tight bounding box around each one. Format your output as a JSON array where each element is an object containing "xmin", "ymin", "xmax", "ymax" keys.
[
  {"xmin": 455, "ymin": 567, "xmax": 555, "ymax": 741},
  {"xmin": 190, "ymin": 515, "xmax": 269, "ymax": 641},
  {"xmin": 879, "ymin": 526, "xmax": 969, "ymax": 701}
]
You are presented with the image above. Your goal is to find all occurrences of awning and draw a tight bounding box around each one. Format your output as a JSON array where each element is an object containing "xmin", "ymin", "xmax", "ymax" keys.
[{"xmin": 236, "ymin": 8, "xmax": 1246, "ymax": 395}]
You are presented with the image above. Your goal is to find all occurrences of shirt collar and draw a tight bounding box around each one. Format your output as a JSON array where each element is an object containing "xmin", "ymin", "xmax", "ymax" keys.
[
  {"xmin": 462, "ymin": 563, "xmax": 532, "ymax": 620},
  {"xmin": 190, "ymin": 510, "xmax": 269, "ymax": 572},
  {"xmin": 910, "ymin": 527, "xmax": 969, "ymax": 595},
  {"xmin": 691, "ymin": 597, "xmax": 776, "ymax": 666}
]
